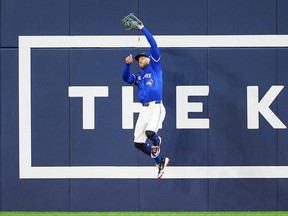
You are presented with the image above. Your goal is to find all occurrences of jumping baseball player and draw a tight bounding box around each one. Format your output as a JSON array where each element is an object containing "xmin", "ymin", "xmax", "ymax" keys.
[{"xmin": 121, "ymin": 13, "xmax": 169, "ymax": 178}]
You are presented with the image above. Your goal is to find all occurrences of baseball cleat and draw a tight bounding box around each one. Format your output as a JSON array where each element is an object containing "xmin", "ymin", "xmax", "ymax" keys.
[
  {"xmin": 156, "ymin": 157, "xmax": 169, "ymax": 178},
  {"xmin": 151, "ymin": 136, "xmax": 161, "ymax": 158}
]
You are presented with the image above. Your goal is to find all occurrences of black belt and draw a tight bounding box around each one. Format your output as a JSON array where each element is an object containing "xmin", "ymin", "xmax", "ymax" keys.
[{"xmin": 142, "ymin": 100, "xmax": 161, "ymax": 107}]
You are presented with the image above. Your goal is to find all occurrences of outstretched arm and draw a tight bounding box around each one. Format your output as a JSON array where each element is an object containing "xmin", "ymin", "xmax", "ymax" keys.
[
  {"xmin": 121, "ymin": 14, "xmax": 160, "ymax": 61},
  {"xmin": 138, "ymin": 25, "xmax": 160, "ymax": 61}
]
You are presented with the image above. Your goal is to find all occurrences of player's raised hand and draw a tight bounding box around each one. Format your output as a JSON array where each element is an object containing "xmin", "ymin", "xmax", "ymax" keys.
[
  {"xmin": 121, "ymin": 13, "xmax": 143, "ymax": 30},
  {"xmin": 125, "ymin": 54, "xmax": 133, "ymax": 64}
]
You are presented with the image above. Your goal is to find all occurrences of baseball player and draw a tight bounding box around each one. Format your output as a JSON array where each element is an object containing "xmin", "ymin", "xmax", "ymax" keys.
[{"xmin": 121, "ymin": 14, "xmax": 169, "ymax": 178}]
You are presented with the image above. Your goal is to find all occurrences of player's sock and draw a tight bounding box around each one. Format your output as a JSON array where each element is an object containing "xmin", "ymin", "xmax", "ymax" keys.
[
  {"xmin": 136, "ymin": 143, "xmax": 152, "ymax": 156},
  {"xmin": 154, "ymin": 155, "xmax": 162, "ymax": 164},
  {"xmin": 149, "ymin": 132, "xmax": 161, "ymax": 145}
]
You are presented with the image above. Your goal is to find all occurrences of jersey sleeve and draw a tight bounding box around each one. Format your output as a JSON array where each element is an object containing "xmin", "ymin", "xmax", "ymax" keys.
[
  {"xmin": 122, "ymin": 64, "xmax": 136, "ymax": 84},
  {"xmin": 141, "ymin": 27, "xmax": 160, "ymax": 62}
]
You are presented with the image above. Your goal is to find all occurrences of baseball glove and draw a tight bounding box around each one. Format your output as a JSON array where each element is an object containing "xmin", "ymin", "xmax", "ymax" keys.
[{"xmin": 121, "ymin": 13, "xmax": 143, "ymax": 30}]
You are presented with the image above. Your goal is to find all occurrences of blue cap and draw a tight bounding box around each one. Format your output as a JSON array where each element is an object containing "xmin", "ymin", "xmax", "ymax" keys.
[{"xmin": 135, "ymin": 52, "xmax": 150, "ymax": 61}]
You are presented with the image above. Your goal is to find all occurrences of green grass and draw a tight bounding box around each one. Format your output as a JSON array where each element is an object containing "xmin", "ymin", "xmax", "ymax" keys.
[{"xmin": 0, "ymin": 212, "xmax": 288, "ymax": 216}]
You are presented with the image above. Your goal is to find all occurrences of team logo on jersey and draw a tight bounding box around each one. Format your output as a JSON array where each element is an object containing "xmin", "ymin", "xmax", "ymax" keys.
[{"xmin": 146, "ymin": 79, "xmax": 154, "ymax": 86}]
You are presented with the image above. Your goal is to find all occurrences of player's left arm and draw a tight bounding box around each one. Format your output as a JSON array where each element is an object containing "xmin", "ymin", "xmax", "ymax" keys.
[{"xmin": 139, "ymin": 25, "xmax": 160, "ymax": 62}]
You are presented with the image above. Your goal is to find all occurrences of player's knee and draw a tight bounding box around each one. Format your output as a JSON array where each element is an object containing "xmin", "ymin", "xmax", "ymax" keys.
[
  {"xmin": 145, "ymin": 130, "xmax": 155, "ymax": 139},
  {"xmin": 134, "ymin": 142, "xmax": 144, "ymax": 149}
]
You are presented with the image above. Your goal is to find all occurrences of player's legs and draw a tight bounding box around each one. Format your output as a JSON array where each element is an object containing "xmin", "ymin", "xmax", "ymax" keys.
[
  {"xmin": 145, "ymin": 103, "xmax": 166, "ymax": 145},
  {"xmin": 145, "ymin": 130, "xmax": 161, "ymax": 145},
  {"xmin": 145, "ymin": 103, "xmax": 166, "ymax": 134},
  {"xmin": 145, "ymin": 130, "xmax": 162, "ymax": 161},
  {"xmin": 133, "ymin": 103, "xmax": 167, "ymax": 166},
  {"xmin": 134, "ymin": 142, "xmax": 151, "ymax": 156},
  {"xmin": 145, "ymin": 103, "xmax": 166, "ymax": 162},
  {"xmin": 134, "ymin": 110, "xmax": 152, "ymax": 156}
]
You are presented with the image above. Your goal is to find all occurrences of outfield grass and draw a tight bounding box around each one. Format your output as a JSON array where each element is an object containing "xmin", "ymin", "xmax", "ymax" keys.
[{"xmin": 1, "ymin": 212, "xmax": 288, "ymax": 216}]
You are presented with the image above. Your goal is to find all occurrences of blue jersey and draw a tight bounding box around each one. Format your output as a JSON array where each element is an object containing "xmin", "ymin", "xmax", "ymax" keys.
[{"xmin": 122, "ymin": 27, "xmax": 163, "ymax": 104}]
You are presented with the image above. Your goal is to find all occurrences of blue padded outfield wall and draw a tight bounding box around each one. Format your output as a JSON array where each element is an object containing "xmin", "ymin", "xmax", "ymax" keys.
[{"xmin": 1, "ymin": 0, "xmax": 288, "ymax": 211}]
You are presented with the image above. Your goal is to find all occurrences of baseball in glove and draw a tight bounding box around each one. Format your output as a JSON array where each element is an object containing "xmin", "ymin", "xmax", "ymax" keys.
[{"xmin": 121, "ymin": 13, "xmax": 143, "ymax": 30}]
